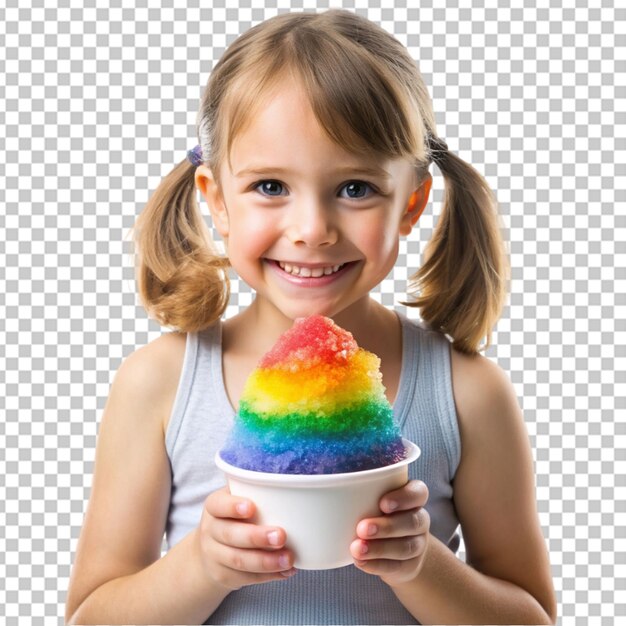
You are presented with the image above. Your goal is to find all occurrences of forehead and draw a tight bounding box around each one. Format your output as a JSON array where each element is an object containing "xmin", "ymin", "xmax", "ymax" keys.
[
  {"xmin": 226, "ymin": 82, "xmax": 414, "ymax": 182},
  {"xmin": 224, "ymin": 69, "xmax": 377, "ymax": 161},
  {"xmin": 229, "ymin": 85, "xmax": 339, "ymax": 161}
]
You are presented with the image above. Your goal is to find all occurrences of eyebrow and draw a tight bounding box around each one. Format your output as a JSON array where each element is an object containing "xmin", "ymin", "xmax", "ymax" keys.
[{"xmin": 235, "ymin": 165, "xmax": 392, "ymax": 179}]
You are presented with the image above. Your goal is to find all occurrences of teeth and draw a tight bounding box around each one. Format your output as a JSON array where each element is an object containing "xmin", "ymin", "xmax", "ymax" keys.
[{"xmin": 278, "ymin": 261, "xmax": 344, "ymax": 276}]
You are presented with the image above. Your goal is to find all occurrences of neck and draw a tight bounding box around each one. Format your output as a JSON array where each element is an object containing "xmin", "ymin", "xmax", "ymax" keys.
[{"xmin": 225, "ymin": 295, "xmax": 400, "ymax": 360}]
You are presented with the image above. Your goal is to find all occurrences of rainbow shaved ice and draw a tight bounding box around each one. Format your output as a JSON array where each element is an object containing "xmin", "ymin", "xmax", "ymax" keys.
[{"xmin": 219, "ymin": 316, "xmax": 406, "ymax": 474}]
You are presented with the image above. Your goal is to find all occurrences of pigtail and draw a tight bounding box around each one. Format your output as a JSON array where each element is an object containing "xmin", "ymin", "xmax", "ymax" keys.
[
  {"xmin": 404, "ymin": 145, "xmax": 510, "ymax": 355},
  {"xmin": 131, "ymin": 158, "xmax": 230, "ymax": 332}
]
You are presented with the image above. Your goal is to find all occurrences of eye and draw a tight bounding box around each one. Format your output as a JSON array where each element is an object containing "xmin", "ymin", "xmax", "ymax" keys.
[
  {"xmin": 340, "ymin": 181, "xmax": 376, "ymax": 199},
  {"xmin": 254, "ymin": 180, "xmax": 285, "ymax": 196}
]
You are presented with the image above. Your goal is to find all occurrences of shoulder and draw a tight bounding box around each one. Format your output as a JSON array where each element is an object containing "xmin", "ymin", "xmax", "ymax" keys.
[
  {"xmin": 115, "ymin": 331, "xmax": 188, "ymax": 435},
  {"xmin": 449, "ymin": 347, "xmax": 525, "ymax": 449},
  {"xmin": 120, "ymin": 331, "xmax": 188, "ymax": 390},
  {"xmin": 449, "ymin": 347, "xmax": 517, "ymax": 417}
]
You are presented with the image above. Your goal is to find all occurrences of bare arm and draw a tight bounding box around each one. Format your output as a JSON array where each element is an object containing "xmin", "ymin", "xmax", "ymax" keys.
[
  {"xmin": 66, "ymin": 528, "xmax": 230, "ymax": 625},
  {"xmin": 385, "ymin": 352, "xmax": 556, "ymax": 624},
  {"xmin": 65, "ymin": 335, "xmax": 230, "ymax": 624}
]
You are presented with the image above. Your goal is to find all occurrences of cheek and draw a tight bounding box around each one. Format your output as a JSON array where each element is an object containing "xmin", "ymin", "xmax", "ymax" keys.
[
  {"xmin": 227, "ymin": 207, "xmax": 276, "ymax": 248},
  {"xmin": 351, "ymin": 214, "xmax": 400, "ymax": 257}
]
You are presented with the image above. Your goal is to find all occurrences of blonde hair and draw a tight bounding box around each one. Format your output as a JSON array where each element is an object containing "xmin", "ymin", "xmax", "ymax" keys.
[{"xmin": 131, "ymin": 9, "xmax": 509, "ymax": 354}]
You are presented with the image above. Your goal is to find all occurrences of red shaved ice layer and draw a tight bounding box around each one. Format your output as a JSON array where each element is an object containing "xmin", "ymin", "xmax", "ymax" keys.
[{"xmin": 259, "ymin": 315, "xmax": 357, "ymax": 371}]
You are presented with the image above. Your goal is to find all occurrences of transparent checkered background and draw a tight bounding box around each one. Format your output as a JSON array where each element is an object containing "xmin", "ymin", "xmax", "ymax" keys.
[{"xmin": 1, "ymin": 0, "xmax": 624, "ymax": 624}]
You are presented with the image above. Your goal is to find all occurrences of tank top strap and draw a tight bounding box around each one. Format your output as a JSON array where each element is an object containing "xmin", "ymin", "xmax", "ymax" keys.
[{"xmin": 395, "ymin": 311, "xmax": 461, "ymax": 481}]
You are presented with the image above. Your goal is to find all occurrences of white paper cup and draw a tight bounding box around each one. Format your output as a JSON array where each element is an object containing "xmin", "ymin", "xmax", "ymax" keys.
[{"xmin": 215, "ymin": 438, "xmax": 420, "ymax": 570}]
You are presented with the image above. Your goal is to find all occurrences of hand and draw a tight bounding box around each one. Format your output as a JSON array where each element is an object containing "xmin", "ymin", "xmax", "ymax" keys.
[
  {"xmin": 196, "ymin": 486, "xmax": 297, "ymax": 591},
  {"xmin": 350, "ymin": 480, "xmax": 430, "ymax": 587}
]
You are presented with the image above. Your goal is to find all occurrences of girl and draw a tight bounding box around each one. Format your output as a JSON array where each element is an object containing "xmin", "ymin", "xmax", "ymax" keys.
[{"xmin": 65, "ymin": 9, "xmax": 556, "ymax": 625}]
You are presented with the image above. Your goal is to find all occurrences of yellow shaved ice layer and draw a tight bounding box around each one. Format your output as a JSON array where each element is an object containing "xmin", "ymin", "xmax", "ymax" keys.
[{"xmin": 242, "ymin": 350, "xmax": 386, "ymax": 417}]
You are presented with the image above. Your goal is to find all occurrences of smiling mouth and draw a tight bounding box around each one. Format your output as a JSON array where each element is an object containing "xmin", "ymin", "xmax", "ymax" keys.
[{"xmin": 275, "ymin": 261, "xmax": 348, "ymax": 278}]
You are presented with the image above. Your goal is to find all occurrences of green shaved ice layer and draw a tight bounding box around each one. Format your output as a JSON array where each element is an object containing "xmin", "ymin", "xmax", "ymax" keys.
[{"xmin": 237, "ymin": 398, "xmax": 397, "ymax": 436}]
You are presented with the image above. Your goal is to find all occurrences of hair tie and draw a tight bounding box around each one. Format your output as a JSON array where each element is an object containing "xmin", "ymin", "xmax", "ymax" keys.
[
  {"xmin": 428, "ymin": 135, "xmax": 448, "ymax": 166},
  {"xmin": 187, "ymin": 144, "xmax": 203, "ymax": 167}
]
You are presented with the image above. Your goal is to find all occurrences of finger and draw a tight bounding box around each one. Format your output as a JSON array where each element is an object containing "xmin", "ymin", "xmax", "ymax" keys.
[
  {"xmin": 211, "ymin": 518, "xmax": 287, "ymax": 550},
  {"xmin": 350, "ymin": 534, "xmax": 427, "ymax": 562},
  {"xmin": 356, "ymin": 508, "xmax": 430, "ymax": 540},
  {"xmin": 217, "ymin": 544, "xmax": 295, "ymax": 574},
  {"xmin": 205, "ymin": 487, "xmax": 256, "ymax": 520},
  {"xmin": 379, "ymin": 480, "xmax": 429, "ymax": 514}
]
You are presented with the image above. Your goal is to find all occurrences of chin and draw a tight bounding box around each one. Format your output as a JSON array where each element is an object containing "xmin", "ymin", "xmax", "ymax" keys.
[{"xmin": 275, "ymin": 300, "xmax": 342, "ymax": 322}]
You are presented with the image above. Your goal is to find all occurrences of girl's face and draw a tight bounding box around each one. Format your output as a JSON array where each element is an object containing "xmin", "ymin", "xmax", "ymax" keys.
[{"xmin": 197, "ymin": 81, "xmax": 431, "ymax": 321}]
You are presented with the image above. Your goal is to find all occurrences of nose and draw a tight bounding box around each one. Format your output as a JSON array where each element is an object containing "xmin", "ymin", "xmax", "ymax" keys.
[{"xmin": 285, "ymin": 198, "xmax": 338, "ymax": 248}]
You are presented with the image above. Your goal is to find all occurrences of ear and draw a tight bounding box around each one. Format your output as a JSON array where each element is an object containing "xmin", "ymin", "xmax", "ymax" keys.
[
  {"xmin": 194, "ymin": 165, "xmax": 230, "ymax": 238},
  {"xmin": 399, "ymin": 173, "xmax": 433, "ymax": 237}
]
